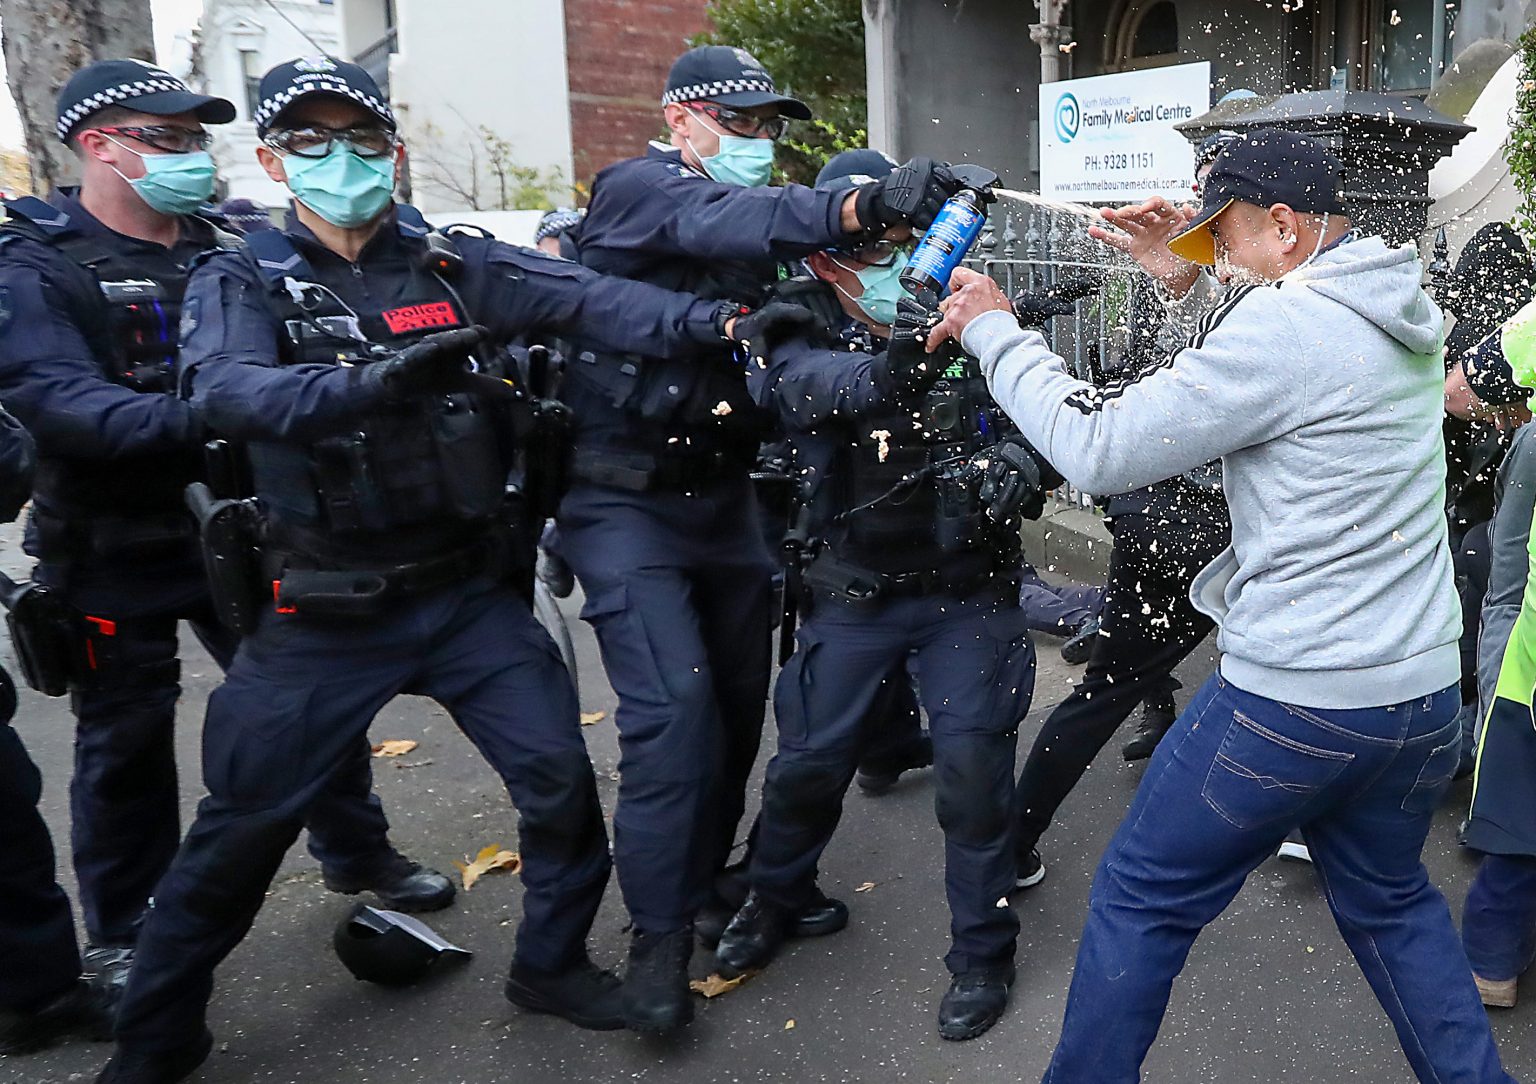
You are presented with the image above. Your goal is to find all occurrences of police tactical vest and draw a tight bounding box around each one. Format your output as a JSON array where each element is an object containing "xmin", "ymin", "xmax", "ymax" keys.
[{"xmin": 238, "ymin": 211, "xmax": 508, "ymax": 553}]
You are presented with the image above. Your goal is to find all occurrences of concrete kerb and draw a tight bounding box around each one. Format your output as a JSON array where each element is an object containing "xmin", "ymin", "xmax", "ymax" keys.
[{"xmin": 1022, "ymin": 494, "xmax": 1112, "ymax": 583}]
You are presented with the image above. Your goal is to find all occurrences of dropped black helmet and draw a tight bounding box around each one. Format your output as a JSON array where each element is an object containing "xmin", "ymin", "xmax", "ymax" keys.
[{"xmin": 332, "ymin": 905, "xmax": 471, "ymax": 986}]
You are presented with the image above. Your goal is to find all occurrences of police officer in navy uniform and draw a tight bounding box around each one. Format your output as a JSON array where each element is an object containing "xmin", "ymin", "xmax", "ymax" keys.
[
  {"xmin": 0, "ymin": 59, "xmax": 451, "ymax": 1009},
  {"xmin": 713, "ymin": 149, "xmax": 1050, "ymax": 1042},
  {"xmin": 96, "ymin": 57, "xmax": 803, "ymax": 1084},
  {"xmin": 0, "ymin": 407, "xmax": 116, "ymax": 1056},
  {"xmin": 561, "ymin": 44, "xmax": 966, "ymax": 1032}
]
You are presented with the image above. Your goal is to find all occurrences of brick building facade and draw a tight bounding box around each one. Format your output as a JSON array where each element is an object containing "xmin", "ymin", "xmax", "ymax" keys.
[{"xmin": 564, "ymin": 0, "xmax": 711, "ymax": 191}]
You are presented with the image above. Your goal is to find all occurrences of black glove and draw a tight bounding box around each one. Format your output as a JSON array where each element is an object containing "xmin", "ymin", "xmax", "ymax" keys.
[
  {"xmin": 1011, "ymin": 276, "xmax": 1102, "ymax": 329},
  {"xmin": 873, "ymin": 296, "xmax": 950, "ymax": 401},
  {"xmin": 972, "ymin": 440, "xmax": 1049, "ymax": 523},
  {"xmin": 854, "ymin": 156, "xmax": 963, "ymax": 232},
  {"xmin": 727, "ymin": 301, "xmax": 824, "ymax": 360},
  {"xmin": 365, "ymin": 326, "xmax": 511, "ymax": 401}
]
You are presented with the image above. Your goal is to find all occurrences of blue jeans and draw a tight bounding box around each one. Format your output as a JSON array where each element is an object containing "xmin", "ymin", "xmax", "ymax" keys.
[
  {"xmin": 1463, "ymin": 853, "xmax": 1536, "ymax": 982},
  {"xmin": 1044, "ymin": 675, "xmax": 1513, "ymax": 1084}
]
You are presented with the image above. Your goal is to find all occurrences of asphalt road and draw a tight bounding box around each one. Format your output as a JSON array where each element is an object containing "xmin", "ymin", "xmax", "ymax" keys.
[{"xmin": 7, "ymin": 554, "xmax": 1533, "ymax": 1084}]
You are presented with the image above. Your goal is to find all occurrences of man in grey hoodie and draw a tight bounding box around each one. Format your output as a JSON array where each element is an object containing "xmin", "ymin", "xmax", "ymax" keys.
[{"xmin": 933, "ymin": 130, "xmax": 1512, "ymax": 1082}]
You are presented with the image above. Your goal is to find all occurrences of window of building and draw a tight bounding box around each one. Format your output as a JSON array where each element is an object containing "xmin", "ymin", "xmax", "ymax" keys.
[
  {"xmin": 1131, "ymin": 1, "xmax": 1179, "ymax": 57},
  {"xmin": 1367, "ymin": 0, "xmax": 1461, "ymax": 91},
  {"xmin": 241, "ymin": 48, "xmax": 263, "ymax": 119},
  {"xmin": 1108, "ymin": 0, "xmax": 1182, "ymax": 70}
]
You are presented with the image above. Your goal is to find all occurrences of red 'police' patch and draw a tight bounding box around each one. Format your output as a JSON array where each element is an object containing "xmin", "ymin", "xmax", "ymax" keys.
[{"xmin": 381, "ymin": 301, "xmax": 461, "ymax": 335}]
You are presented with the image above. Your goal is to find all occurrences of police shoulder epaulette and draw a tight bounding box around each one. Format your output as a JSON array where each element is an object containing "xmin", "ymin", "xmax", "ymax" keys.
[{"xmin": 239, "ymin": 228, "xmax": 315, "ymax": 296}]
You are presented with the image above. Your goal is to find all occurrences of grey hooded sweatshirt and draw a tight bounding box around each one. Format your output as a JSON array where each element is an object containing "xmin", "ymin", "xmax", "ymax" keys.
[{"xmin": 964, "ymin": 235, "xmax": 1460, "ymax": 710}]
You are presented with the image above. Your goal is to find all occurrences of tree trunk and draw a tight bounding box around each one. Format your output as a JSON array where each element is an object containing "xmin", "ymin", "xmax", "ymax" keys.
[{"xmin": 0, "ymin": 0, "xmax": 155, "ymax": 192}]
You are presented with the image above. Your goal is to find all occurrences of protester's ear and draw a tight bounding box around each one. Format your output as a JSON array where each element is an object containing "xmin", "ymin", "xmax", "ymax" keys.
[{"xmin": 1271, "ymin": 204, "xmax": 1300, "ymax": 250}]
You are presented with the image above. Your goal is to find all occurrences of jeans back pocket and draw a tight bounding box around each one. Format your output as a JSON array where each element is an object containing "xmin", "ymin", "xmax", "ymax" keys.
[{"xmin": 1201, "ymin": 710, "xmax": 1355, "ymax": 830}]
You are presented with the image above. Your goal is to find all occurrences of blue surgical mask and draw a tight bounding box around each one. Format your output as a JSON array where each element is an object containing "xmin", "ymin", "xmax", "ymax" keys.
[
  {"xmin": 282, "ymin": 144, "xmax": 396, "ymax": 228},
  {"xmin": 107, "ymin": 139, "xmax": 216, "ymax": 216},
  {"xmin": 832, "ymin": 250, "xmax": 911, "ymax": 327},
  {"xmin": 688, "ymin": 113, "xmax": 775, "ymax": 188}
]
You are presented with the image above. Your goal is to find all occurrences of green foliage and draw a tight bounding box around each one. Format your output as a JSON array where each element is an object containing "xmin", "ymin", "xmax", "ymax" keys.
[
  {"xmin": 1509, "ymin": 28, "xmax": 1536, "ymax": 240},
  {"xmin": 692, "ymin": 0, "xmax": 869, "ymax": 185}
]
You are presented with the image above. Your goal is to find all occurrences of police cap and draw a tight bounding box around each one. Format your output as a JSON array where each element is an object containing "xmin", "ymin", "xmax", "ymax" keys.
[
  {"xmin": 254, "ymin": 56, "xmax": 395, "ymax": 138},
  {"xmin": 56, "ymin": 59, "xmax": 235, "ymax": 144},
  {"xmin": 662, "ymin": 45, "xmax": 811, "ymax": 120}
]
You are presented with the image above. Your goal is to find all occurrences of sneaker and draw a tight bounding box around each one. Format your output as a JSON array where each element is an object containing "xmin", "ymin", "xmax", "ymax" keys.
[
  {"xmin": 1013, "ymin": 849, "xmax": 1046, "ymax": 891},
  {"xmin": 83, "ymin": 945, "xmax": 134, "ymax": 1015},
  {"xmin": 1121, "ymin": 704, "xmax": 1175, "ymax": 762},
  {"xmin": 1474, "ymin": 973, "xmax": 1518, "ymax": 1009},
  {"xmin": 324, "ymin": 852, "xmax": 456, "ymax": 913},
  {"xmin": 505, "ymin": 956, "xmax": 626, "ymax": 1030},
  {"xmin": 621, "ymin": 928, "xmax": 694, "ymax": 1035},
  {"xmin": 1276, "ymin": 840, "xmax": 1313, "ymax": 863},
  {"xmin": 1059, "ymin": 616, "xmax": 1100, "ymax": 665},
  {"xmin": 855, "ymin": 732, "xmax": 935, "ymax": 795}
]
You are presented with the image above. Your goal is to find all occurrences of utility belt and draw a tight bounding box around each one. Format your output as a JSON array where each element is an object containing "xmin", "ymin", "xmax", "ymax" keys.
[
  {"xmin": 261, "ymin": 532, "xmax": 508, "ymax": 621},
  {"xmin": 800, "ymin": 548, "xmax": 1002, "ymax": 610},
  {"xmin": 187, "ymin": 481, "xmax": 524, "ymax": 633},
  {"xmin": 570, "ymin": 445, "xmax": 749, "ymax": 493},
  {"xmin": 31, "ymin": 507, "xmax": 197, "ymax": 563}
]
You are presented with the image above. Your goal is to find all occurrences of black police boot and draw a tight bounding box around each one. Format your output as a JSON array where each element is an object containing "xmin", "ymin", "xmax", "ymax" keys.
[
  {"xmin": 937, "ymin": 963, "xmax": 1016, "ymax": 1041},
  {"xmin": 622, "ymin": 928, "xmax": 695, "ymax": 1035},
  {"xmin": 83, "ymin": 944, "xmax": 135, "ymax": 1016},
  {"xmin": 324, "ymin": 853, "xmax": 456, "ymax": 913},
  {"xmin": 1059, "ymin": 615, "xmax": 1101, "ymax": 665},
  {"xmin": 505, "ymin": 955, "xmax": 626, "ymax": 1031},
  {"xmin": 701, "ymin": 885, "xmax": 848, "ymax": 949},
  {"xmin": 94, "ymin": 1029, "xmax": 214, "ymax": 1084},
  {"xmin": 715, "ymin": 892, "xmax": 794, "ymax": 978},
  {"xmin": 1122, "ymin": 702, "xmax": 1176, "ymax": 762},
  {"xmin": 855, "ymin": 732, "xmax": 935, "ymax": 795},
  {"xmin": 0, "ymin": 979, "xmax": 114, "ymax": 1055}
]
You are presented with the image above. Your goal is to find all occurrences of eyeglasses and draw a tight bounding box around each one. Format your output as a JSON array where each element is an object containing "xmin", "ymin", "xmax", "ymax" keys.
[
  {"xmin": 835, "ymin": 238, "xmax": 912, "ymax": 268},
  {"xmin": 265, "ymin": 125, "xmax": 398, "ymax": 159},
  {"xmin": 93, "ymin": 125, "xmax": 212, "ymax": 154},
  {"xmin": 687, "ymin": 103, "xmax": 789, "ymax": 141}
]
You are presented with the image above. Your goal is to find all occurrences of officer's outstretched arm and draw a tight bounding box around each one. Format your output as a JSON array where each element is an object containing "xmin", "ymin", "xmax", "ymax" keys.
[
  {"xmin": 178, "ymin": 255, "xmax": 403, "ymax": 443},
  {"xmin": 595, "ymin": 162, "xmax": 847, "ymax": 264},
  {"xmin": 747, "ymin": 336, "xmax": 887, "ymax": 431},
  {"xmin": 476, "ymin": 242, "xmax": 728, "ymax": 359},
  {"xmin": 0, "ymin": 249, "xmax": 201, "ymax": 458}
]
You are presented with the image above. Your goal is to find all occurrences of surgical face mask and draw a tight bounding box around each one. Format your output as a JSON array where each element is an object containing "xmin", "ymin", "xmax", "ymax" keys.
[
  {"xmin": 831, "ymin": 250, "xmax": 911, "ymax": 326},
  {"xmin": 282, "ymin": 144, "xmax": 397, "ymax": 228},
  {"xmin": 686, "ymin": 112, "xmax": 775, "ymax": 188},
  {"xmin": 106, "ymin": 137, "xmax": 216, "ymax": 216}
]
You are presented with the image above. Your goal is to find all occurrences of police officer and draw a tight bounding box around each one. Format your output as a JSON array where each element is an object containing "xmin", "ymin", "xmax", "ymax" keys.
[
  {"xmin": 97, "ymin": 57, "xmax": 803, "ymax": 1083},
  {"xmin": 561, "ymin": 44, "xmax": 965, "ymax": 1032},
  {"xmin": 0, "ymin": 59, "xmax": 451, "ymax": 1009},
  {"xmin": 0, "ymin": 407, "xmax": 114, "ymax": 1055},
  {"xmin": 711, "ymin": 149, "xmax": 1048, "ymax": 1041}
]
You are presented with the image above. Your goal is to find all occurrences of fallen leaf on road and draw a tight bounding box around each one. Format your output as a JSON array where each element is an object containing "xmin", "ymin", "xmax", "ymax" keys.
[
  {"xmin": 453, "ymin": 845, "xmax": 522, "ymax": 891},
  {"xmin": 371, "ymin": 739, "xmax": 419, "ymax": 758},
  {"xmin": 855, "ymin": 882, "xmax": 878, "ymax": 893},
  {"xmin": 784, "ymin": 1019, "xmax": 796, "ymax": 1030},
  {"xmin": 690, "ymin": 972, "xmax": 754, "ymax": 998},
  {"xmin": 580, "ymin": 711, "xmax": 607, "ymax": 726}
]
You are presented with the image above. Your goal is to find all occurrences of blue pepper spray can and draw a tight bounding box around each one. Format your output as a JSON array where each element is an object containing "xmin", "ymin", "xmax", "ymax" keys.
[{"xmin": 899, "ymin": 165, "xmax": 999, "ymax": 304}]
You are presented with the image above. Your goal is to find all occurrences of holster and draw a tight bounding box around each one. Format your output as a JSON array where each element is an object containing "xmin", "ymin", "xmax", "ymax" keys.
[
  {"xmin": 1, "ymin": 579, "xmax": 82, "ymax": 697},
  {"xmin": 186, "ymin": 482, "xmax": 265, "ymax": 635}
]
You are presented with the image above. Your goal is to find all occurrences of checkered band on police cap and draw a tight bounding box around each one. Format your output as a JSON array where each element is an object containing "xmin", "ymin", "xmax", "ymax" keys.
[
  {"xmin": 55, "ymin": 58, "xmax": 235, "ymax": 142},
  {"xmin": 253, "ymin": 57, "xmax": 395, "ymax": 136},
  {"xmin": 662, "ymin": 77, "xmax": 778, "ymax": 107}
]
